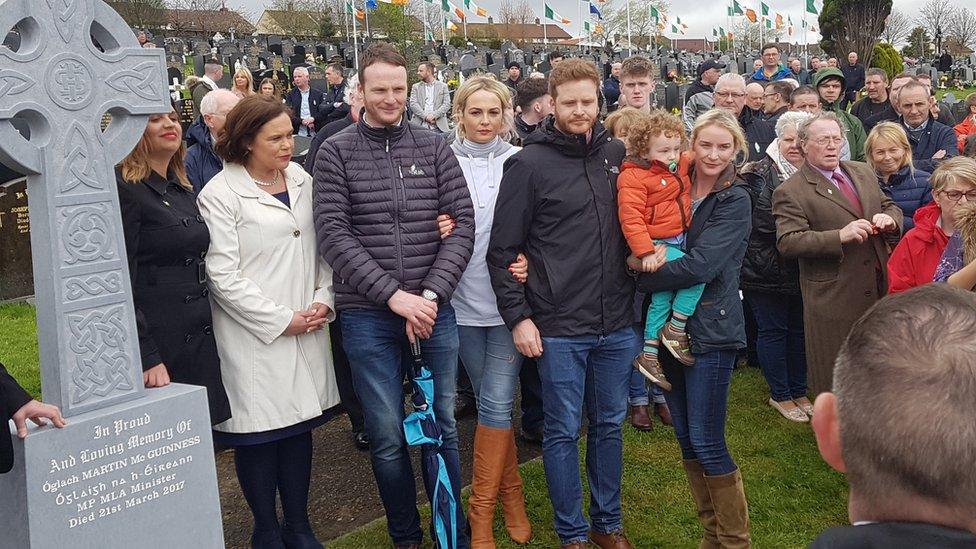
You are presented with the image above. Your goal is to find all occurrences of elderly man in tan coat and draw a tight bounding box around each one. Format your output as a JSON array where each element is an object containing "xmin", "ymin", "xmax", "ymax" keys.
[{"xmin": 772, "ymin": 112, "xmax": 903, "ymax": 395}]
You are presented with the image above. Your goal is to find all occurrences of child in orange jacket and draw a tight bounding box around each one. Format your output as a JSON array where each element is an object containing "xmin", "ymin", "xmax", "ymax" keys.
[{"xmin": 618, "ymin": 111, "xmax": 705, "ymax": 391}]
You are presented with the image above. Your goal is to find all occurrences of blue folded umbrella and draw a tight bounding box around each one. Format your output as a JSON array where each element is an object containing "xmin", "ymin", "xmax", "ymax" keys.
[{"xmin": 403, "ymin": 341, "xmax": 458, "ymax": 549}]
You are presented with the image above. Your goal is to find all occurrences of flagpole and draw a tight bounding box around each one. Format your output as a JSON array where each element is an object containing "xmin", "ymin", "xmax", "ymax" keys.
[
  {"xmin": 442, "ymin": 15, "xmax": 447, "ymax": 45},
  {"xmin": 423, "ymin": 0, "xmax": 429, "ymax": 43},
  {"xmin": 364, "ymin": 0, "xmax": 370, "ymax": 39},
  {"xmin": 625, "ymin": 0, "xmax": 632, "ymax": 55},
  {"xmin": 352, "ymin": 3, "xmax": 359, "ymax": 71},
  {"xmin": 577, "ymin": 0, "xmax": 582, "ymax": 51}
]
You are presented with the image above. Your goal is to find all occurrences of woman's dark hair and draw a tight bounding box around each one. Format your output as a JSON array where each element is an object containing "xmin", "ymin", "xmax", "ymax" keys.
[{"xmin": 214, "ymin": 95, "xmax": 291, "ymax": 164}]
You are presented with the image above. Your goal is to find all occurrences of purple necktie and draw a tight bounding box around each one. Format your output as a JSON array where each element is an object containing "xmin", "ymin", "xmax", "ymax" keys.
[{"xmin": 831, "ymin": 171, "xmax": 863, "ymax": 217}]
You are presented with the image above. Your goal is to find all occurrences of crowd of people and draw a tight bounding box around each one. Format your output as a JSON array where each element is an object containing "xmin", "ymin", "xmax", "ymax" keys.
[{"xmin": 5, "ymin": 38, "xmax": 976, "ymax": 549}]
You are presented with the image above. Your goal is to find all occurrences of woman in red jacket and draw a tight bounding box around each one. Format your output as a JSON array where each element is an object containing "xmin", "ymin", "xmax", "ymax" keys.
[{"xmin": 888, "ymin": 157, "xmax": 976, "ymax": 293}]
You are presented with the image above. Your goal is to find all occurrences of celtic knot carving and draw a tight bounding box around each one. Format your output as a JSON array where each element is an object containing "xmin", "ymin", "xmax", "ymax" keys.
[
  {"xmin": 60, "ymin": 202, "xmax": 114, "ymax": 264},
  {"xmin": 0, "ymin": 69, "xmax": 35, "ymax": 100},
  {"xmin": 46, "ymin": 0, "xmax": 82, "ymax": 44},
  {"xmin": 106, "ymin": 62, "xmax": 161, "ymax": 101},
  {"xmin": 64, "ymin": 271, "xmax": 123, "ymax": 301},
  {"xmin": 60, "ymin": 122, "xmax": 102, "ymax": 194},
  {"xmin": 67, "ymin": 305, "xmax": 134, "ymax": 405},
  {"xmin": 45, "ymin": 53, "xmax": 95, "ymax": 111}
]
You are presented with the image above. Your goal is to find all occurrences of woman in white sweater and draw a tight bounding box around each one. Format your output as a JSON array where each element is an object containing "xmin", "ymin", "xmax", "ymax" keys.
[
  {"xmin": 197, "ymin": 96, "xmax": 339, "ymax": 549},
  {"xmin": 448, "ymin": 76, "xmax": 531, "ymax": 547}
]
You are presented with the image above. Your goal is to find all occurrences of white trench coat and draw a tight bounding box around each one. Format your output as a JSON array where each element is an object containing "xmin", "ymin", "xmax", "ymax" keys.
[{"xmin": 198, "ymin": 162, "xmax": 340, "ymax": 434}]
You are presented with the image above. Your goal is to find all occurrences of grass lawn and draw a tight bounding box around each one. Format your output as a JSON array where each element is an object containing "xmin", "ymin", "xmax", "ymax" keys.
[
  {"xmin": 1, "ymin": 304, "xmax": 849, "ymax": 547},
  {"xmin": 0, "ymin": 303, "xmax": 40, "ymax": 398},
  {"xmin": 331, "ymin": 370, "xmax": 849, "ymax": 548},
  {"xmin": 938, "ymin": 86, "xmax": 976, "ymax": 101}
]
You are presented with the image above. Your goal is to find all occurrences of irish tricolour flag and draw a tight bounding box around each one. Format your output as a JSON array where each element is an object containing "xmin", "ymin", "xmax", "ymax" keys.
[{"xmin": 544, "ymin": 3, "xmax": 571, "ymax": 24}]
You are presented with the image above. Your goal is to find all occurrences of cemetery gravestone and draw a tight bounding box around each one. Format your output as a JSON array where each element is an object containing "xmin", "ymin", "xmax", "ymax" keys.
[
  {"xmin": 308, "ymin": 65, "xmax": 327, "ymax": 92},
  {"xmin": 0, "ymin": 1, "xmax": 223, "ymax": 547},
  {"xmin": 192, "ymin": 40, "xmax": 211, "ymax": 57},
  {"xmin": 0, "ymin": 177, "xmax": 31, "ymax": 302}
]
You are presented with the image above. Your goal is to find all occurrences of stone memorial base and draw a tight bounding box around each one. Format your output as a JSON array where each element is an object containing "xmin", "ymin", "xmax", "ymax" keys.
[{"xmin": 1, "ymin": 384, "xmax": 223, "ymax": 549}]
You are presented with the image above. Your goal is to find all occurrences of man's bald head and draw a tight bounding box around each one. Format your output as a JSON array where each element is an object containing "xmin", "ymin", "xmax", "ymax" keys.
[{"xmin": 201, "ymin": 89, "xmax": 240, "ymax": 136}]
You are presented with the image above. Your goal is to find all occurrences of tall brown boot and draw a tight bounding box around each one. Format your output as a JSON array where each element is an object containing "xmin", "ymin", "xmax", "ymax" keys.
[
  {"xmin": 469, "ymin": 425, "xmax": 509, "ymax": 548},
  {"xmin": 682, "ymin": 460, "xmax": 720, "ymax": 549},
  {"xmin": 704, "ymin": 469, "xmax": 751, "ymax": 549},
  {"xmin": 498, "ymin": 429, "xmax": 532, "ymax": 543}
]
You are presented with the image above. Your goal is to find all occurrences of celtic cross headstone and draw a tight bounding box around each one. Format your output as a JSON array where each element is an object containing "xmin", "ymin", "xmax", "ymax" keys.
[{"xmin": 0, "ymin": 1, "xmax": 223, "ymax": 547}]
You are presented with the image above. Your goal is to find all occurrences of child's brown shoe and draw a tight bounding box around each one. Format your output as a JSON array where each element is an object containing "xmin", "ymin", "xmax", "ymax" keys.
[
  {"xmin": 634, "ymin": 353, "xmax": 672, "ymax": 391},
  {"xmin": 660, "ymin": 323, "xmax": 696, "ymax": 366}
]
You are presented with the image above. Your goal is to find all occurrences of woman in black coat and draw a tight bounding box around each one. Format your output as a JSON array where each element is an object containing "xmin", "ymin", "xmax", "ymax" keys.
[
  {"xmin": 116, "ymin": 104, "xmax": 230, "ymax": 425},
  {"xmin": 631, "ymin": 109, "xmax": 752, "ymax": 548}
]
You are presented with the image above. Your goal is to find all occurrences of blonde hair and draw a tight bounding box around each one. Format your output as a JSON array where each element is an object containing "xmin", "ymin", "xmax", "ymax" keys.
[
  {"xmin": 627, "ymin": 110, "xmax": 687, "ymax": 159},
  {"xmin": 452, "ymin": 75, "xmax": 514, "ymax": 141},
  {"xmin": 119, "ymin": 109, "xmax": 191, "ymax": 190},
  {"xmin": 233, "ymin": 67, "xmax": 255, "ymax": 96},
  {"xmin": 691, "ymin": 109, "xmax": 748, "ymax": 160},
  {"xmin": 604, "ymin": 107, "xmax": 647, "ymax": 140},
  {"xmin": 865, "ymin": 121, "xmax": 914, "ymax": 174},
  {"xmin": 931, "ymin": 156, "xmax": 976, "ymax": 194}
]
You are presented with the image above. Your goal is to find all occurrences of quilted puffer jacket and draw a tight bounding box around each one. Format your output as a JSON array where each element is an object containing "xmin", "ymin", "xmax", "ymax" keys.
[
  {"xmin": 312, "ymin": 116, "xmax": 475, "ymax": 311},
  {"xmin": 738, "ymin": 157, "xmax": 800, "ymax": 295}
]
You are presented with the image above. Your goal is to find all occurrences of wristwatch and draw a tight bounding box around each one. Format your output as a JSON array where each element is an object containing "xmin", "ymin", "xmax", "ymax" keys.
[{"xmin": 421, "ymin": 289, "xmax": 438, "ymax": 302}]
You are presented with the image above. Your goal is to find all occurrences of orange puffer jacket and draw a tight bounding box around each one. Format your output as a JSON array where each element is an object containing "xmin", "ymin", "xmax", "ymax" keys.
[
  {"xmin": 955, "ymin": 115, "xmax": 976, "ymax": 153},
  {"xmin": 617, "ymin": 154, "xmax": 692, "ymax": 257}
]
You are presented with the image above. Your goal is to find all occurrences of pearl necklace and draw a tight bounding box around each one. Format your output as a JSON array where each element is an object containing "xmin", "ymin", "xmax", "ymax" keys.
[{"xmin": 252, "ymin": 169, "xmax": 280, "ymax": 187}]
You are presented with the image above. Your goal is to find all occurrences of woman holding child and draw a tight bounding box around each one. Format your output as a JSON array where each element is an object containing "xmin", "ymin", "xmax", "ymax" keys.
[{"xmin": 630, "ymin": 109, "xmax": 753, "ymax": 548}]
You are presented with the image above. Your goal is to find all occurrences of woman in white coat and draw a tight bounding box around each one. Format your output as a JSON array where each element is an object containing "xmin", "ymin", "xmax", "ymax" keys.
[{"xmin": 197, "ymin": 95, "xmax": 339, "ymax": 549}]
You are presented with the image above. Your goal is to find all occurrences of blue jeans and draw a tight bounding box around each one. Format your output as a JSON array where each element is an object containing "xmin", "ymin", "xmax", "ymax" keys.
[
  {"xmin": 661, "ymin": 349, "xmax": 738, "ymax": 476},
  {"xmin": 744, "ymin": 291, "xmax": 808, "ymax": 402},
  {"xmin": 538, "ymin": 327, "xmax": 640, "ymax": 543},
  {"xmin": 341, "ymin": 305, "xmax": 469, "ymax": 548},
  {"xmin": 457, "ymin": 325, "xmax": 523, "ymax": 428},
  {"xmin": 629, "ymin": 374, "xmax": 666, "ymax": 405}
]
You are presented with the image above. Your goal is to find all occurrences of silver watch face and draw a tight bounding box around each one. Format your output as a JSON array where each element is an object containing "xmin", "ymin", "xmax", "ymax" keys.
[{"xmin": 422, "ymin": 289, "xmax": 438, "ymax": 301}]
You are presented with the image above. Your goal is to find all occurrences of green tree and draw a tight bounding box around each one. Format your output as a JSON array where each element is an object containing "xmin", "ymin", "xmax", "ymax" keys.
[
  {"xmin": 901, "ymin": 26, "xmax": 930, "ymax": 57},
  {"xmin": 370, "ymin": 4, "xmax": 416, "ymax": 48},
  {"xmin": 819, "ymin": 0, "xmax": 892, "ymax": 66},
  {"xmin": 319, "ymin": 14, "xmax": 339, "ymax": 39},
  {"xmin": 108, "ymin": 0, "xmax": 167, "ymax": 30},
  {"xmin": 870, "ymin": 42, "xmax": 904, "ymax": 81}
]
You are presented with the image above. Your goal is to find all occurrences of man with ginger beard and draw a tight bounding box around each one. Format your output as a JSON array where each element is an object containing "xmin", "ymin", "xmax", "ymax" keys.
[{"xmin": 488, "ymin": 58, "xmax": 637, "ymax": 549}]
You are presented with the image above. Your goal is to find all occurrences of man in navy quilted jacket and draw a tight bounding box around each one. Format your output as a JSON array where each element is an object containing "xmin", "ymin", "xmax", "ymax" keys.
[{"xmin": 312, "ymin": 42, "xmax": 475, "ymax": 549}]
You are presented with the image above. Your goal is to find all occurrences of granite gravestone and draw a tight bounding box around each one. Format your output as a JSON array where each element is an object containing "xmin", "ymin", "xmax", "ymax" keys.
[
  {"xmin": 0, "ymin": 177, "xmax": 31, "ymax": 302},
  {"xmin": 0, "ymin": 1, "xmax": 223, "ymax": 547}
]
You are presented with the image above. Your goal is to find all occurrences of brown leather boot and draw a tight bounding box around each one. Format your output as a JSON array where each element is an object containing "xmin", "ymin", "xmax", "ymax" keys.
[
  {"xmin": 498, "ymin": 430, "xmax": 531, "ymax": 543},
  {"xmin": 588, "ymin": 529, "xmax": 634, "ymax": 548},
  {"xmin": 630, "ymin": 404, "xmax": 653, "ymax": 431},
  {"xmin": 468, "ymin": 425, "xmax": 509, "ymax": 548},
  {"xmin": 655, "ymin": 402, "xmax": 673, "ymax": 426},
  {"xmin": 704, "ymin": 469, "xmax": 751, "ymax": 549},
  {"xmin": 682, "ymin": 459, "xmax": 720, "ymax": 549}
]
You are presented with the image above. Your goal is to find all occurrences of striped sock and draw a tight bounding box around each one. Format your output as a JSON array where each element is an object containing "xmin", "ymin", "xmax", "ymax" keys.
[
  {"xmin": 670, "ymin": 316, "xmax": 687, "ymax": 332},
  {"xmin": 642, "ymin": 340, "xmax": 658, "ymax": 355}
]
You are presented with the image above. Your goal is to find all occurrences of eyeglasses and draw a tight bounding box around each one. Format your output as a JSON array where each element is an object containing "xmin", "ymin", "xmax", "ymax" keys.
[
  {"xmin": 810, "ymin": 136, "xmax": 845, "ymax": 146},
  {"xmin": 942, "ymin": 190, "xmax": 976, "ymax": 202},
  {"xmin": 714, "ymin": 91, "xmax": 746, "ymax": 99},
  {"xmin": 762, "ymin": 93, "xmax": 779, "ymax": 99}
]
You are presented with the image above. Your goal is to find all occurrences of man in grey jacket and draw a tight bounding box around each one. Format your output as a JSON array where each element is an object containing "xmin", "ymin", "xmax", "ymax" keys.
[
  {"xmin": 313, "ymin": 43, "xmax": 475, "ymax": 549},
  {"xmin": 409, "ymin": 62, "xmax": 451, "ymax": 131}
]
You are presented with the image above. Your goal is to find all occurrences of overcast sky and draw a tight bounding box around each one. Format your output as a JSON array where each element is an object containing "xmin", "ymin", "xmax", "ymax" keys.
[{"xmin": 228, "ymin": 0, "xmax": 968, "ymax": 44}]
